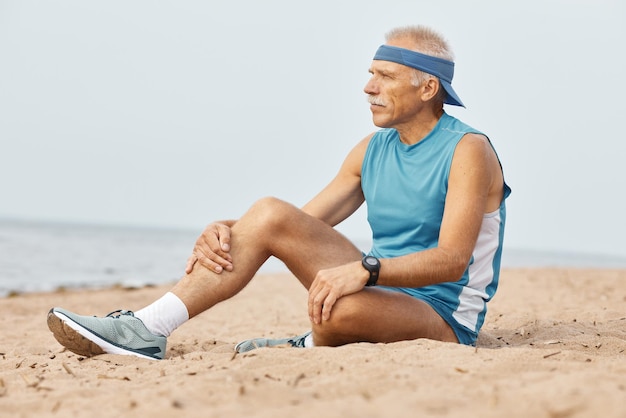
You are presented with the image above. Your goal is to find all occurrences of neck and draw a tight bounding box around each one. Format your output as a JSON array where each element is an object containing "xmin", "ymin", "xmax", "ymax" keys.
[{"xmin": 396, "ymin": 107, "xmax": 444, "ymax": 145}]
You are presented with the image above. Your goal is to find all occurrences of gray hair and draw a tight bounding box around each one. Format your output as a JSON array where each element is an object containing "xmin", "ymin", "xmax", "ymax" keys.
[{"xmin": 385, "ymin": 26, "xmax": 454, "ymax": 100}]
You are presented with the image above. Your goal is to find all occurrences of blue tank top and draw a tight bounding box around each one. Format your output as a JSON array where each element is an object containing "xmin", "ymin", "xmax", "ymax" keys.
[{"xmin": 361, "ymin": 112, "xmax": 511, "ymax": 341}]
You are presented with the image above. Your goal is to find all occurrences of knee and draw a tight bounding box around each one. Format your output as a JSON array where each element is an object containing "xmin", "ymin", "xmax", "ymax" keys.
[
  {"xmin": 247, "ymin": 197, "xmax": 297, "ymax": 231},
  {"xmin": 311, "ymin": 298, "xmax": 361, "ymax": 346}
]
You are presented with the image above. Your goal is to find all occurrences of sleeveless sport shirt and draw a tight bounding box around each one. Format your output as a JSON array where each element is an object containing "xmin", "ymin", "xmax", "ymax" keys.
[{"xmin": 361, "ymin": 112, "xmax": 511, "ymax": 342}]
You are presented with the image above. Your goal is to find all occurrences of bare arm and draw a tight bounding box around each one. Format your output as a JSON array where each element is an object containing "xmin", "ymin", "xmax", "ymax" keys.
[{"xmin": 301, "ymin": 133, "xmax": 373, "ymax": 226}]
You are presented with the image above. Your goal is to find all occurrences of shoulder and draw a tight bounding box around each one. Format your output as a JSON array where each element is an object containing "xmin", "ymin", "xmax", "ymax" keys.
[
  {"xmin": 354, "ymin": 130, "xmax": 383, "ymax": 154},
  {"xmin": 450, "ymin": 132, "xmax": 504, "ymax": 201},
  {"xmin": 338, "ymin": 132, "xmax": 377, "ymax": 175},
  {"xmin": 452, "ymin": 133, "xmax": 495, "ymax": 167},
  {"xmin": 458, "ymin": 132, "xmax": 490, "ymax": 148}
]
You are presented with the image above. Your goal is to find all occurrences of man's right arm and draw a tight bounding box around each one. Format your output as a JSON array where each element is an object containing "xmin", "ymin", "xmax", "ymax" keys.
[{"xmin": 302, "ymin": 133, "xmax": 374, "ymax": 226}]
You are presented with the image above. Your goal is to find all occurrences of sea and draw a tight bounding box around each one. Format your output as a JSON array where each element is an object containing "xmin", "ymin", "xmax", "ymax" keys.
[{"xmin": 1, "ymin": 219, "xmax": 625, "ymax": 297}]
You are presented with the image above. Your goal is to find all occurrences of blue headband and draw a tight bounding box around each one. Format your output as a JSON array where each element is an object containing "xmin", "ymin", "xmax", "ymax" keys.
[{"xmin": 373, "ymin": 44, "xmax": 464, "ymax": 107}]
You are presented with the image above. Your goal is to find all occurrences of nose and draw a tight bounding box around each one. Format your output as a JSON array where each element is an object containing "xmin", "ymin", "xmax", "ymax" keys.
[{"xmin": 364, "ymin": 76, "xmax": 378, "ymax": 95}]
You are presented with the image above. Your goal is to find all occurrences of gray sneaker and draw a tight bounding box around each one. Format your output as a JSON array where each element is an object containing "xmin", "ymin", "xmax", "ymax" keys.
[
  {"xmin": 235, "ymin": 331, "xmax": 311, "ymax": 353},
  {"xmin": 47, "ymin": 307, "xmax": 166, "ymax": 360}
]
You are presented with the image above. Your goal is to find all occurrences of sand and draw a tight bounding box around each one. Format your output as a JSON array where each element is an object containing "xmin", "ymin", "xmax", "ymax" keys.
[{"xmin": 0, "ymin": 268, "xmax": 624, "ymax": 418}]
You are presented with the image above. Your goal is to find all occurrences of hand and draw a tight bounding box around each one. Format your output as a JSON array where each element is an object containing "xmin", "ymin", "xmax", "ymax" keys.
[
  {"xmin": 185, "ymin": 222, "xmax": 234, "ymax": 274},
  {"xmin": 308, "ymin": 261, "xmax": 369, "ymax": 325}
]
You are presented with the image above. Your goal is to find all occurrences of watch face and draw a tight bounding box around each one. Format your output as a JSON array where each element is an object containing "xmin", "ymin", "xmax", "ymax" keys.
[{"xmin": 365, "ymin": 256, "xmax": 378, "ymax": 266}]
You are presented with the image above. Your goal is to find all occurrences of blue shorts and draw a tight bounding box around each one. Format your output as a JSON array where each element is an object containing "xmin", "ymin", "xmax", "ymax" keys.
[{"xmin": 378, "ymin": 285, "xmax": 478, "ymax": 346}]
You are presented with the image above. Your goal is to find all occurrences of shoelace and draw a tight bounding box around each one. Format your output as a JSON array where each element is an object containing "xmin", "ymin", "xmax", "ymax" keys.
[
  {"xmin": 288, "ymin": 332, "xmax": 310, "ymax": 348},
  {"xmin": 105, "ymin": 309, "xmax": 135, "ymax": 318}
]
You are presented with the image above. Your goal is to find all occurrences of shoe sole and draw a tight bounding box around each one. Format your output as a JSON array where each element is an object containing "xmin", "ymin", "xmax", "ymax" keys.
[{"xmin": 47, "ymin": 309, "xmax": 159, "ymax": 361}]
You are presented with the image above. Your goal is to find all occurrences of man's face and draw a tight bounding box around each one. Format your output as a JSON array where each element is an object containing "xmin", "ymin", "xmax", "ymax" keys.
[{"xmin": 363, "ymin": 38, "xmax": 424, "ymax": 129}]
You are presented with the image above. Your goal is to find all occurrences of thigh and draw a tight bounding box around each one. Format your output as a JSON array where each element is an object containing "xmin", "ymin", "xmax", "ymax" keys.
[
  {"xmin": 313, "ymin": 287, "xmax": 459, "ymax": 346},
  {"xmin": 249, "ymin": 198, "xmax": 364, "ymax": 289}
]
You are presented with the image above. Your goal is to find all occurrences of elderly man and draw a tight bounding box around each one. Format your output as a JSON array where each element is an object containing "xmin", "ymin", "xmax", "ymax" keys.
[{"xmin": 48, "ymin": 25, "xmax": 510, "ymax": 360}]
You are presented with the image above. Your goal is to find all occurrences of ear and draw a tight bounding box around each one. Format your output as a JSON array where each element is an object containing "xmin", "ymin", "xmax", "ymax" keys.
[{"xmin": 419, "ymin": 77, "xmax": 441, "ymax": 102}]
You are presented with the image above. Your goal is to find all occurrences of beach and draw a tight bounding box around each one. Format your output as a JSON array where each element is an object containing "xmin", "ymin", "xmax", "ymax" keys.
[{"xmin": 0, "ymin": 268, "xmax": 624, "ymax": 418}]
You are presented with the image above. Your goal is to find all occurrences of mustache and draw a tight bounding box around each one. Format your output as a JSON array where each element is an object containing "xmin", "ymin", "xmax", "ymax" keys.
[{"xmin": 366, "ymin": 95, "xmax": 386, "ymax": 106}]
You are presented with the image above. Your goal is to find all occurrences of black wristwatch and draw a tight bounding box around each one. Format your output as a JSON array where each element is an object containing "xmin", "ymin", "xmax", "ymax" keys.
[{"xmin": 362, "ymin": 255, "xmax": 380, "ymax": 286}]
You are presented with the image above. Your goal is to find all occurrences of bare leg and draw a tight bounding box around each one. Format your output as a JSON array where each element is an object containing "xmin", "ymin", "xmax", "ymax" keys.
[
  {"xmin": 171, "ymin": 196, "xmax": 457, "ymax": 345},
  {"xmin": 312, "ymin": 288, "xmax": 459, "ymax": 345},
  {"xmin": 48, "ymin": 196, "xmax": 456, "ymax": 361},
  {"xmin": 170, "ymin": 197, "xmax": 363, "ymax": 318}
]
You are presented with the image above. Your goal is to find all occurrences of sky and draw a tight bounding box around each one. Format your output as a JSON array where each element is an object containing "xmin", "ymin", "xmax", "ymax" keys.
[{"xmin": 1, "ymin": 0, "xmax": 625, "ymax": 259}]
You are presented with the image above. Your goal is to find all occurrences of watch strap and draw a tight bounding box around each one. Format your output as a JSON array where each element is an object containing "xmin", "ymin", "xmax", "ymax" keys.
[{"xmin": 362, "ymin": 256, "xmax": 380, "ymax": 286}]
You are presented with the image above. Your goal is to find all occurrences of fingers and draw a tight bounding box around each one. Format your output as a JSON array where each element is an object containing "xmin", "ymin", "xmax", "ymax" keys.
[
  {"xmin": 185, "ymin": 252, "xmax": 228, "ymax": 275},
  {"xmin": 307, "ymin": 262, "xmax": 366, "ymax": 324},
  {"xmin": 188, "ymin": 223, "xmax": 234, "ymax": 274},
  {"xmin": 214, "ymin": 223, "xmax": 232, "ymax": 256},
  {"xmin": 308, "ymin": 284, "xmax": 326, "ymax": 325},
  {"xmin": 321, "ymin": 293, "xmax": 337, "ymax": 322},
  {"xmin": 185, "ymin": 255, "xmax": 197, "ymax": 274},
  {"xmin": 308, "ymin": 278, "xmax": 339, "ymax": 325},
  {"xmin": 194, "ymin": 243, "xmax": 232, "ymax": 273},
  {"xmin": 308, "ymin": 288, "xmax": 338, "ymax": 325}
]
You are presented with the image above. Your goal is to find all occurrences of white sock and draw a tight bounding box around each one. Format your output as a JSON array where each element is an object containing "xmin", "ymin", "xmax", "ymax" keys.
[
  {"xmin": 304, "ymin": 332, "xmax": 314, "ymax": 348},
  {"xmin": 134, "ymin": 292, "xmax": 189, "ymax": 337}
]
